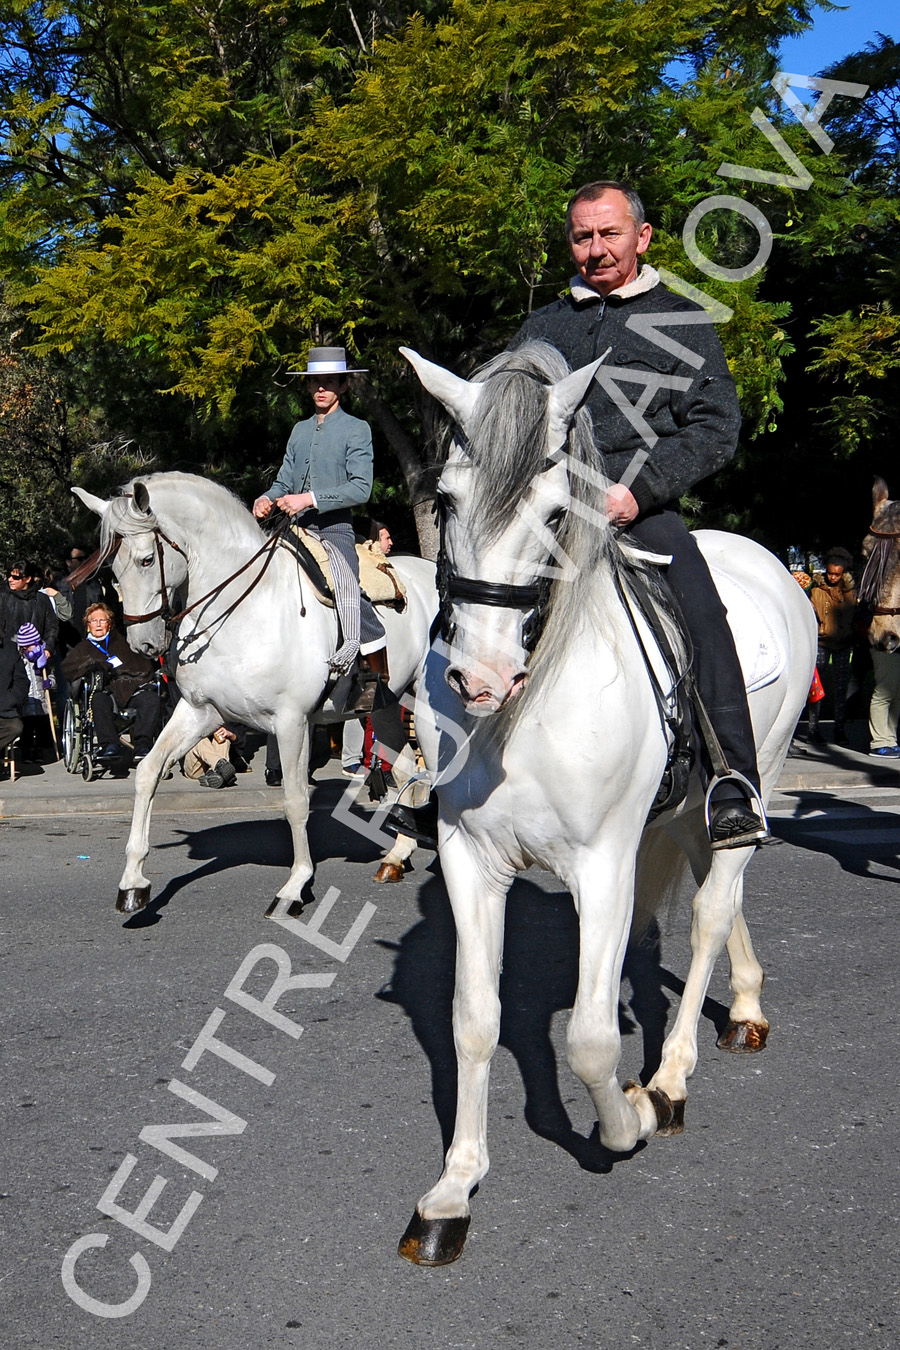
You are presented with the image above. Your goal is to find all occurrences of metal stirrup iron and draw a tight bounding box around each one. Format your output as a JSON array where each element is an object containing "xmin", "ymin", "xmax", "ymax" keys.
[{"xmin": 691, "ymin": 690, "xmax": 770, "ymax": 849}]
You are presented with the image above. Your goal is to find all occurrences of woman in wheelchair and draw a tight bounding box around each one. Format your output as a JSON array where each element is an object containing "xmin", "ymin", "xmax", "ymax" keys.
[{"xmin": 61, "ymin": 603, "xmax": 160, "ymax": 763}]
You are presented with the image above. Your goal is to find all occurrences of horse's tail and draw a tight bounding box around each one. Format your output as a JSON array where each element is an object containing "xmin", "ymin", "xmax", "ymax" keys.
[{"xmin": 630, "ymin": 825, "xmax": 691, "ymax": 947}]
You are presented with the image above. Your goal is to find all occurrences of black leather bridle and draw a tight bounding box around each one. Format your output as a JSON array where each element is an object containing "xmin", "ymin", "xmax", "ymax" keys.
[{"xmin": 435, "ymin": 494, "xmax": 552, "ymax": 652}]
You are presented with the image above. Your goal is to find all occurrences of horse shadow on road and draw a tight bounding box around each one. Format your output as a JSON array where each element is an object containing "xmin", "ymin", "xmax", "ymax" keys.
[
  {"xmin": 378, "ymin": 871, "xmax": 730, "ymax": 1175},
  {"xmin": 771, "ymin": 789, "xmax": 900, "ymax": 881},
  {"xmin": 122, "ymin": 778, "xmax": 385, "ymax": 927}
]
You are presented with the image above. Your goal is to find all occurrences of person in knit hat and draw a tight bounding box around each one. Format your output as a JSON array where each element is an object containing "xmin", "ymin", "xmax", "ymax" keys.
[
  {"xmin": 15, "ymin": 622, "xmax": 55, "ymax": 762},
  {"xmin": 0, "ymin": 621, "xmax": 29, "ymax": 770}
]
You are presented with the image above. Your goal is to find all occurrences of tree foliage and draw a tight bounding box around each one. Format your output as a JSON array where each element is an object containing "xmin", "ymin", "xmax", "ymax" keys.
[{"xmin": 0, "ymin": 0, "xmax": 892, "ymax": 557}]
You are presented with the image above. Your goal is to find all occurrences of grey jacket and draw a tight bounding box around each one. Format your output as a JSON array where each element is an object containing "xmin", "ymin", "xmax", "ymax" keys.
[
  {"xmin": 264, "ymin": 406, "xmax": 373, "ymax": 516},
  {"xmin": 510, "ymin": 267, "xmax": 741, "ymax": 515}
]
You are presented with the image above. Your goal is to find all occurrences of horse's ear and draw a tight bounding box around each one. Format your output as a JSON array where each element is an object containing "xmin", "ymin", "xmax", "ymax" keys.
[
  {"xmin": 133, "ymin": 481, "xmax": 152, "ymax": 515},
  {"xmin": 400, "ymin": 347, "xmax": 481, "ymax": 435},
  {"xmin": 546, "ymin": 349, "xmax": 611, "ymax": 453},
  {"xmin": 71, "ymin": 486, "xmax": 109, "ymax": 516},
  {"xmin": 873, "ymin": 477, "xmax": 889, "ymax": 511}
]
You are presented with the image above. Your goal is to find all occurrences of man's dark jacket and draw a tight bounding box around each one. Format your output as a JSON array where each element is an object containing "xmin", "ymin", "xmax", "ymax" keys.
[
  {"xmin": 0, "ymin": 633, "xmax": 29, "ymax": 718},
  {"xmin": 510, "ymin": 266, "xmax": 741, "ymax": 516},
  {"xmin": 61, "ymin": 630, "xmax": 157, "ymax": 708}
]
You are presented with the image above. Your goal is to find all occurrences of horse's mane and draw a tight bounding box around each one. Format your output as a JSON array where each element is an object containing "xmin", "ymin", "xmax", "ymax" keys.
[
  {"xmin": 99, "ymin": 472, "xmax": 261, "ymax": 560},
  {"xmin": 860, "ymin": 497, "xmax": 900, "ymax": 605},
  {"xmin": 463, "ymin": 342, "xmax": 683, "ymax": 718}
]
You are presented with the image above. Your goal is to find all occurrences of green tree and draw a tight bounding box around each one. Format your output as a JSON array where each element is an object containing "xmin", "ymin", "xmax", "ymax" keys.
[{"xmin": 3, "ymin": 0, "xmax": 885, "ymax": 558}]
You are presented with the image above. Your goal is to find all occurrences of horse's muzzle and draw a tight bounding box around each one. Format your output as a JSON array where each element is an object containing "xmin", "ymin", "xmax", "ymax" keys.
[{"xmin": 446, "ymin": 665, "xmax": 528, "ymax": 714}]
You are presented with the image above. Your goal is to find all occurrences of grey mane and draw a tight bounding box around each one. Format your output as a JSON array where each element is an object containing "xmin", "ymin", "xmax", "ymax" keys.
[{"xmin": 860, "ymin": 498, "xmax": 900, "ymax": 605}]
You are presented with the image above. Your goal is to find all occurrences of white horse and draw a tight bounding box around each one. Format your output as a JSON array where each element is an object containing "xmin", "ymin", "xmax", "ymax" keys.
[
  {"xmin": 396, "ymin": 343, "xmax": 816, "ymax": 1265},
  {"xmin": 73, "ymin": 473, "xmax": 437, "ymax": 915}
]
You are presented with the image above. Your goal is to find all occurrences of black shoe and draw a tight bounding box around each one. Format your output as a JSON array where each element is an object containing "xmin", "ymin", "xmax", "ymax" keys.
[
  {"xmin": 97, "ymin": 742, "xmax": 125, "ymax": 762},
  {"xmin": 132, "ymin": 740, "xmax": 153, "ymax": 763},
  {"xmin": 198, "ymin": 768, "xmax": 225, "ymax": 788},
  {"xmin": 833, "ymin": 726, "xmax": 849, "ymax": 746},
  {"xmin": 806, "ymin": 727, "xmax": 824, "ymax": 745},
  {"xmin": 709, "ymin": 801, "xmax": 770, "ymax": 850},
  {"xmin": 265, "ymin": 768, "xmax": 282, "ymax": 787},
  {"xmin": 214, "ymin": 758, "xmax": 236, "ymax": 786},
  {"xmin": 385, "ymin": 800, "xmax": 439, "ymax": 849}
]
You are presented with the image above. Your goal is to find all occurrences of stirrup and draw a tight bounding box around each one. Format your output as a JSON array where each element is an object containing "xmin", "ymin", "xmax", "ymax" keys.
[
  {"xmin": 384, "ymin": 775, "xmax": 438, "ymax": 848},
  {"xmin": 704, "ymin": 771, "xmax": 771, "ymax": 850}
]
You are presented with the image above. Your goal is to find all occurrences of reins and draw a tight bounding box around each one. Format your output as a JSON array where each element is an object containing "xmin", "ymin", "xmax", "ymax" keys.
[{"xmin": 124, "ymin": 514, "xmax": 294, "ymax": 630}]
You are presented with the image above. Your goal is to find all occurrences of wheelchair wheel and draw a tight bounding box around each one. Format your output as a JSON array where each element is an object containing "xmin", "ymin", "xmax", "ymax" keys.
[
  {"xmin": 81, "ymin": 754, "xmax": 97, "ymax": 783},
  {"xmin": 62, "ymin": 700, "xmax": 82, "ymax": 774}
]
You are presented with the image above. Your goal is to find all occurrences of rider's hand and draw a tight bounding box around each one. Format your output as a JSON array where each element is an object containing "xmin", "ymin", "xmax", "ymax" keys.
[
  {"xmin": 252, "ymin": 495, "xmax": 273, "ymax": 519},
  {"xmin": 276, "ymin": 492, "xmax": 315, "ymax": 516},
  {"xmin": 606, "ymin": 483, "xmax": 639, "ymax": 527}
]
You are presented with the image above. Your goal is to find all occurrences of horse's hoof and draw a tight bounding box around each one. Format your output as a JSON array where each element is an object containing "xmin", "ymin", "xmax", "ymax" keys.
[
  {"xmin": 656, "ymin": 1098, "xmax": 686, "ymax": 1136},
  {"xmin": 624, "ymin": 1080, "xmax": 674, "ymax": 1133},
  {"xmin": 116, "ymin": 886, "xmax": 151, "ymax": 915},
  {"xmin": 374, "ymin": 861, "xmax": 405, "ymax": 884},
  {"xmin": 717, "ymin": 1020, "xmax": 769, "ymax": 1053},
  {"xmin": 265, "ymin": 896, "xmax": 305, "ymax": 919},
  {"xmin": 398, "ymin": 1211, "xmax": 470, "ymax": 1266}
]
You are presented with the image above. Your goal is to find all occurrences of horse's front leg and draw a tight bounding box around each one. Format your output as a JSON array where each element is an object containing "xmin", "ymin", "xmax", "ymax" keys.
[
  {"xmin": 399, "ymin": 829, "xmax": 511, "ymax": 1266},
  {"xmin": 568, "ymin": 849, "xmax": 674, "ymax": 1151},
  {"xmin": 117, "ymin": 700, "xmax": 217, "ymax": 915},
  {"xmin": 267, "ymin": 718, "xmax": 313, "ymax": 916}
]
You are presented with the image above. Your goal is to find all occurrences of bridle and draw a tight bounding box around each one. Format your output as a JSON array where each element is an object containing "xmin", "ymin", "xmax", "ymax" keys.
[
  {"xmin": 435, "ymin": 485, "xmax": 553, "ymax": 653},
  {"xmin": 71, "ymin": 507, "xmax": 293, "ymax": 631}
]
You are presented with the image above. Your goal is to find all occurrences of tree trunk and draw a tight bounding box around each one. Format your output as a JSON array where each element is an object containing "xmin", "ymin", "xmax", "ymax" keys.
[{"xmin": 356, "ymin": 378, "xmax": 439, "ymax": 559}]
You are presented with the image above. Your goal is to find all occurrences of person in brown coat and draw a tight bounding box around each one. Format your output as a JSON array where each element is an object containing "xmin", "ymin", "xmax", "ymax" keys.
[
  {"xmin": 807, "ymin": 547, "xmax": 857, "ymax": 745},
  {"xmin": 61, "ymin": 603, "xmax": 160, "ymax": 762}
]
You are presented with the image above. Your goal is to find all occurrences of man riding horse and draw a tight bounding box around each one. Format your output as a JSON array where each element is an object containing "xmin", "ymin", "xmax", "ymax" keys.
[{"xmin": 510, "ymin": 180, "xmax": 767, "ymax": 848}]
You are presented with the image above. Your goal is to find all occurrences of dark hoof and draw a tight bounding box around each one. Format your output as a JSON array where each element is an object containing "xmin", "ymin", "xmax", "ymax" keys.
[
  {"xmin": 656, "ymin": 1098, "xmax": 686, "ymax": 1136},
  {"xmin": 264, "ymin": 896, "xmax": 305, "ymax": 918},
  {"xmin": 116, "ymin": 886, "xmax": 151, "ymax": 915},
  {"xmin": 398, "ymin": 1211, "xmax": 470, "ymax": 1266},
  {"xmin": 624, "ymin": 1080, "xmax": 674, "ymax": 1132},
  {"xmin": 374, "ymin": 861, "xmax": 405, "ymax": 883},
  {"xmin": 717, "ymin": 1020, "xmax": 769, "ymax": 1053}
]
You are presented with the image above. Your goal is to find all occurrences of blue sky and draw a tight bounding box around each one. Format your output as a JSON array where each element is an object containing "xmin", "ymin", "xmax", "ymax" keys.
[{"xmin": 778, "ymin": 2, "xmax": 897, "ymax": 75}]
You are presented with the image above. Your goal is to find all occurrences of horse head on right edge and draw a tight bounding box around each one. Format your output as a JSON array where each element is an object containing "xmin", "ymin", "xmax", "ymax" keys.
[{"xmin": 861, "ymin": 477, "xmax": 900, "ymax": 653}]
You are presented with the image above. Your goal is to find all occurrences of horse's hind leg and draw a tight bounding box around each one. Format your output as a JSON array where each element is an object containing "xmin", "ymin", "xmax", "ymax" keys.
[
  {"xmin": 717, "ymin": 908, "xmax": 769, "ymax": 1052},
  {"xmin": 646, "ymin": 831, "xmax": 758, "ymax": 1128},
  {"xmin": 399, "ymin": 830, "xmax": 510, "ymax": 1266},
  {"xmin": 117, "ymin": 699, "xmax": 217, "ymax": 914}
]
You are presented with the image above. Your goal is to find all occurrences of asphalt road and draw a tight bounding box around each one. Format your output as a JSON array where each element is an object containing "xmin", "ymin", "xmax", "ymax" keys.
[{"xmin": 1, "ymin": 773, "xmax": 898, "ymax": 1349}]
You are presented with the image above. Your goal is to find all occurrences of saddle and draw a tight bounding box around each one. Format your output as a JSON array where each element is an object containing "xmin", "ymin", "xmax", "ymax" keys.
[{"xmin": 281, "ymin": 526, "xmax": 407, "ymax": 611}]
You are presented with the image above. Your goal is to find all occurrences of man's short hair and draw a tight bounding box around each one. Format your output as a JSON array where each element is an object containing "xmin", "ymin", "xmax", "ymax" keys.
[
  {"xmin": 565, "ymin": 180, "xmax": 647, "ymax": 238},
  {"xmin": 84, "ymin": 602, "xmax": 116, "ymax": 629}
]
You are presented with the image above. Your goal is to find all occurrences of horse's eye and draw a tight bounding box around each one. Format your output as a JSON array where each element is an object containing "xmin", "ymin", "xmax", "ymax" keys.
[{"xmin": 139, "ymin": 555, "xmax": 155, "ymax": 569}]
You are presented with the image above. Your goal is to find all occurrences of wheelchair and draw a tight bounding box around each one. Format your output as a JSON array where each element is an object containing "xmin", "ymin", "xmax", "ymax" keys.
[{"xmin": 62, "ymin": 669, "xmax": 161, "ymax": 782}]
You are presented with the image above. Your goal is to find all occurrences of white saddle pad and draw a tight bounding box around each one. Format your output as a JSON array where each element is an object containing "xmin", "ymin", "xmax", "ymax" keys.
[{"xmin": 711, "ymin": 566, "xmax": 785, "ymax": 694}]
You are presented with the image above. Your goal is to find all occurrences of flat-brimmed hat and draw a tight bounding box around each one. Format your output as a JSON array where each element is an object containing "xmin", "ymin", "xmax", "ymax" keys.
[{"xmin": 289, "ymin": 346, "xmax": 367, "ymax": 376}]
